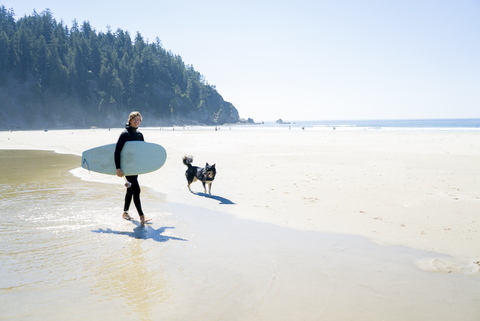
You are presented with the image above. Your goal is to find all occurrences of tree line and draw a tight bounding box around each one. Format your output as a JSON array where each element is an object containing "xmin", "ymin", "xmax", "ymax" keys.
[{"xmin": 0, "ymin": 6, "xmax": 240, "ymax": 129}]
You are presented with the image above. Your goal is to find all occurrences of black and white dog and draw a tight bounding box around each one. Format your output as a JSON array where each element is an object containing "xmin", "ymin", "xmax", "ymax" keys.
[{"xmin": 182, "ymin": 156, "xmax": 216, "ymax": 195}]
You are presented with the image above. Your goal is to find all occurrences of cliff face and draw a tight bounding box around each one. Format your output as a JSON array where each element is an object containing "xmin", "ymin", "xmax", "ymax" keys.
[{"xmin": 0, "ymin": 73, "xmax": 240, "ymax": 130}]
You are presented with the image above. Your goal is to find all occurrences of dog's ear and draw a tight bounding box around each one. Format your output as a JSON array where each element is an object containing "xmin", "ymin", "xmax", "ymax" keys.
[{"xmin": 206, "ymin": 163, "xmax": 209, "ymax": 166}]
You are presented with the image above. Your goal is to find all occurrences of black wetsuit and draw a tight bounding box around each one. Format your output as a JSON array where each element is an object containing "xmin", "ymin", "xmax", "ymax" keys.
[{"xmin": 114, "ymin": 124, "xmax": 145, "ymax": 216}]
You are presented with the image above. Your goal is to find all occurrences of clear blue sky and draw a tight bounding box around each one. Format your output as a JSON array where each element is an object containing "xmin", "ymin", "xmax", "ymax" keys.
[{"xmin": 3, "ymin": 0, "xmax": 480, "ymax": 121}]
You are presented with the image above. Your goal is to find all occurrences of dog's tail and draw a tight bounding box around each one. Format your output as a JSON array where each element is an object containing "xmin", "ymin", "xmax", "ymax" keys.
[{"xmin": 182, "ymin": 156, "xmax": 193, "ymax": 167}]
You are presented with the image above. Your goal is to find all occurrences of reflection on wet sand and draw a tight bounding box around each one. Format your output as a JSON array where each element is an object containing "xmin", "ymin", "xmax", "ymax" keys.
[
  {"xmin": 91, "ymin": 223, "xmax": 187, "ymax": 319},
  {"xmin": 91, "ymin": 236, "xmax": 170, "ymax": 320}
]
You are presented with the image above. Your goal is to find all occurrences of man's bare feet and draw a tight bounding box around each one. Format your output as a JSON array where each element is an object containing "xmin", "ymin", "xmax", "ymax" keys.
[{"xmin": 139, "ymin": 215, "xmax": 152, "ymax": 225}]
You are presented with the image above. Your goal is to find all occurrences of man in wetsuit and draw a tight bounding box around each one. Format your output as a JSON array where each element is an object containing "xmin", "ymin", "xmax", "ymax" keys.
[{"xmin": 114, "ymin": 111, "xmax": 149, "ymax": 224}]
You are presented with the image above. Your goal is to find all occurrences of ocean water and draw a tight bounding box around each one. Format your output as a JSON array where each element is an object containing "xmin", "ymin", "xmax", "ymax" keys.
[
  {"xmin": 226, "ymin": 118, "xmax": 480, "ymax": 132},
  {"xmin": 1, "ymin": 150, "xmax": 480, "ymax": 320}
]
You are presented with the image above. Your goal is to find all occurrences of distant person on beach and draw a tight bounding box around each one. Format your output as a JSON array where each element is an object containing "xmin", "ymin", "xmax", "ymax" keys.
[{"xmin": 114, "ymin": 111, "xmax": 149, "ymax": 224}]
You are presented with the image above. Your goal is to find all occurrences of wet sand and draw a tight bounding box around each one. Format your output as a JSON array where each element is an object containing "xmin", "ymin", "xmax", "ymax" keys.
[{"xmin": 1, "ymin": 128, "xmax": 480, "ymax": 320}]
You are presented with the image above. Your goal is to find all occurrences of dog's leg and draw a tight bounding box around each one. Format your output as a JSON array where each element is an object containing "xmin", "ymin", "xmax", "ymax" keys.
[
  {"xmin": 186, "ymin": 175, "xmax": 197, "ymax": 193},
  {"xmin": 207, "ymin": 182, "xmax": 212, "ymax": 195}
]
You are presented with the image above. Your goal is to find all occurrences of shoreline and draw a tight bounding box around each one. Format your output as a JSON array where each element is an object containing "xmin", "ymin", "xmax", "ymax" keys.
[
  {"xmin": 1, "ymin": 128, "xmax": 480, "ymax": 272},
  {"xmin": 2, "ymin": 117, "xmax": 479, "ymax": 132}
]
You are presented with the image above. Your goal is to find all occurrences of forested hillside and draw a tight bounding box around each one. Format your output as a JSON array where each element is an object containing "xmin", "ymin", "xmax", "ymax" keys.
[{"xmin": 0, "ymin": 7, "xmax": 242, "ymax": 130}]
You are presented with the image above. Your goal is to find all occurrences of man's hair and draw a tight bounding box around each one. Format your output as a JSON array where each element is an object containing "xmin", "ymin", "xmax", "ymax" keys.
[{"xmin": 128, "ymin": 111, "xmax": 142, "ymax": 125}]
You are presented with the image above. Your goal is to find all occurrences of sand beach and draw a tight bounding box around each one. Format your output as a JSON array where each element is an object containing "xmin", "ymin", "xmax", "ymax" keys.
[{"xmin": 1, "ymin": 126, "xmax": 480, "ymax": 320}]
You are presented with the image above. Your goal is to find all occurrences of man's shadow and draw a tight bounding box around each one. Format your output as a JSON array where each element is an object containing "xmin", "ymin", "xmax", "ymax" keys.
[
  {"xmin": 193, "ymin": 192, "xmax": 235, "ymax": 204},
  {"xmin": 92, "ymin": 222, "xmax": 188, "ymax": 242}
]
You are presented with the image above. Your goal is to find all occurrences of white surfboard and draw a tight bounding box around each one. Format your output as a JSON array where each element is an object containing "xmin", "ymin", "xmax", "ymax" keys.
[{"xmin": 81, "ymin": 141, "xmax": 167, "ymax": 175}]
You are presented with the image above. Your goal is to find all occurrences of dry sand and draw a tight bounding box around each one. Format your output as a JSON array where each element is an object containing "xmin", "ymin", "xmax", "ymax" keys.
[{"xmin": 1, "ymin": 127, "xmax": 480, "ymax": 274}]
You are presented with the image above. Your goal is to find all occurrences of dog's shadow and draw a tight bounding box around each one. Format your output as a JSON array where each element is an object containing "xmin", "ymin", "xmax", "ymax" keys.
[
  {"xmin": 92, "ymin": 223, "xmax": 188, "ymax": 242},
  {"xmin": 193, "ymin": 192, "xmax": 235, "ymax": 205}
]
